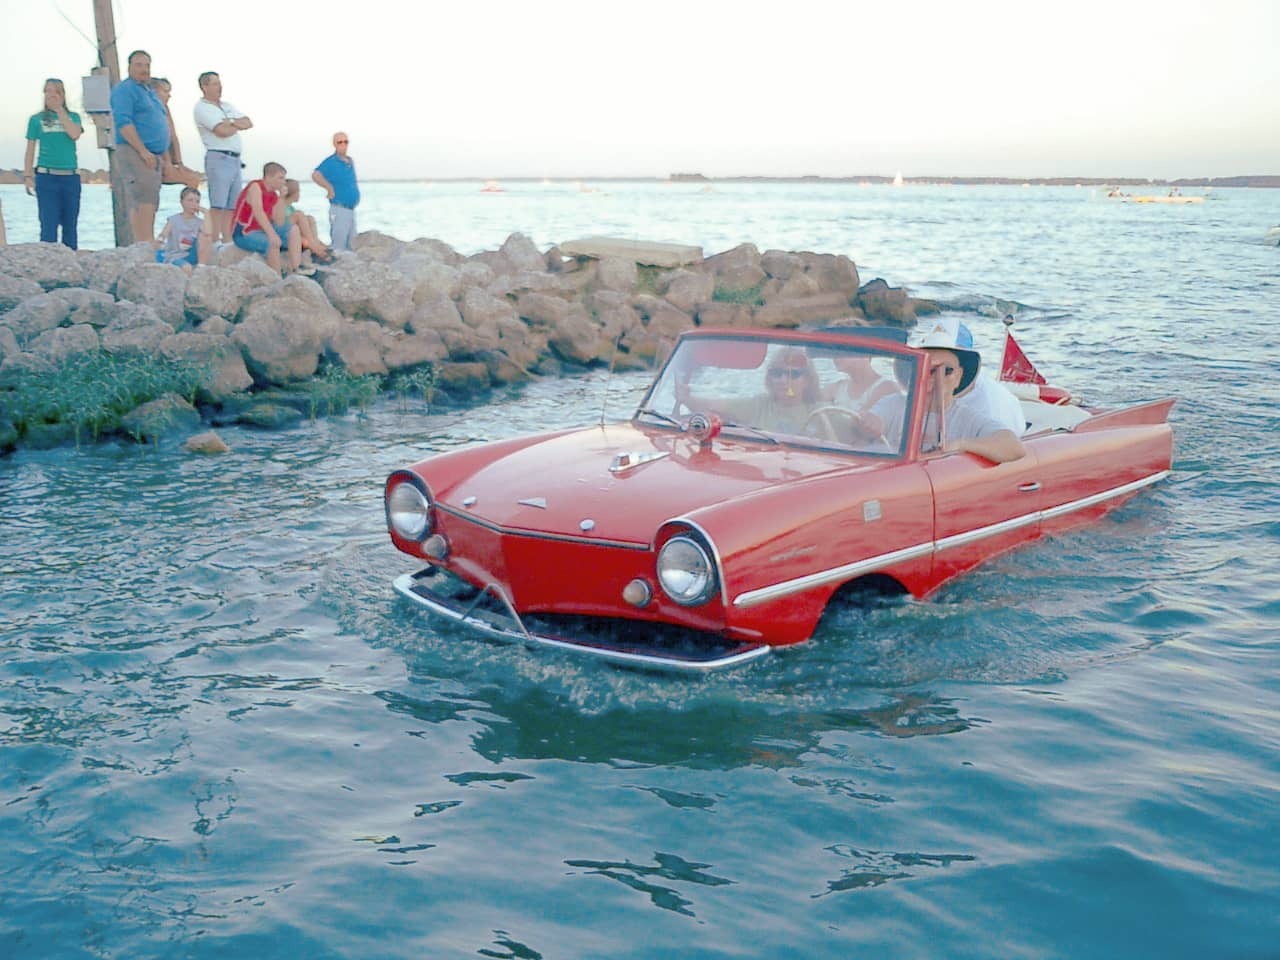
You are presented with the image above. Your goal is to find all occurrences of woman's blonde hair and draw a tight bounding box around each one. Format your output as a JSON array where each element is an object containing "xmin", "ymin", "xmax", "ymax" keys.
[{"xmin": 41, "ymin": 78, "xmax": 67, "ymax": 118}]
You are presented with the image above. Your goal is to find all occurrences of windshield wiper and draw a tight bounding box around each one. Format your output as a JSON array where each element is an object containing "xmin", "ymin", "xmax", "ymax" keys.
[
  {"xmin": 720, "ymin": 421, "xmax": 780, "ymax": 445},
  {"xmin": 636, "ymin": 407, "xmax": 683, "ymax": 428}
]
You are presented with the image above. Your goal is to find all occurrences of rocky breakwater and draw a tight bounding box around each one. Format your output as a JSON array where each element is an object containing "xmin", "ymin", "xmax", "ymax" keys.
[{"xmin": 0, "ymin": 233, "xmax": 937, "ymax": 455}]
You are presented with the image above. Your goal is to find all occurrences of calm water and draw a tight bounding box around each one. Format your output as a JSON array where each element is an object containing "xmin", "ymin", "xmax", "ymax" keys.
[{"xmin": 2, "ymin": 183, "xmax": 1279, "ymax": 959}]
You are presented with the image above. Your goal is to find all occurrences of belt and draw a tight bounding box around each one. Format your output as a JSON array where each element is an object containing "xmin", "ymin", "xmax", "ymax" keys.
[
  {"xmin": 330, "ymin": 201, "xmax": 354, "ymax": 209},
  {"xmin": 208, "ymin": 149, "xmax": 240, "ymax": 157},
  {"xmin": 36, "ymin": 167, "xmax": 78, "ymax": 176}
]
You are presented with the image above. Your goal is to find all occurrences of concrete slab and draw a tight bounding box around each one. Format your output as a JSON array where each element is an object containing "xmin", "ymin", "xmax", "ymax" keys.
[{"xmin": 559, "ymin": 236, "xmax": 703, "ymax": 268}]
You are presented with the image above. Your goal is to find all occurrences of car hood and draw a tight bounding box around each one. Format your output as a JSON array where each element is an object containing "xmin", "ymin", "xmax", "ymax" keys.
[{"xmin": 428, "ymin": 423, "xmax": 880, "ymax": 544}]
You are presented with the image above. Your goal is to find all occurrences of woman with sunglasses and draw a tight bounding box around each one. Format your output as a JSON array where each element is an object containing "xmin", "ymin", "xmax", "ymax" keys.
[
  {"xmin": 23, "ymin": 78, "xmax": 83, "ymax": 248},
  {"xmin": 677, "ymin": 346, "xmax": 822, "ymax": 436}
]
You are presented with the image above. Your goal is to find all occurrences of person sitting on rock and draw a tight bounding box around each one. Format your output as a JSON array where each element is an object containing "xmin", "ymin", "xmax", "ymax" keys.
[
  {"xmin": 282, "ymin": 179, "xmax": 334, "ymax": 265},
  {"xmin": 156, "ymin": 186, "xmax": 213, "ymax": 274},
  {"xmin": 230, "ymin": 161, "xmax": 313, "ymax": 276}
]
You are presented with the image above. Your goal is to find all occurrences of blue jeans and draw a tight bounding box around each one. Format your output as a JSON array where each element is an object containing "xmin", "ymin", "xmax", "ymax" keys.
[
  {"xmin": 35, "ymin": 171, "xmax": 81, "ymax": 249},
  {"xmin": 233, "ymin": 223, "xmax": 290, "ymax": 254}
]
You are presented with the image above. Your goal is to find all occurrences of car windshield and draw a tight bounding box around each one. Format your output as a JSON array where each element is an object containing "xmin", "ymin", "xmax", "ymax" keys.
[{"xmin": 637, "ymin": 334, "xmax": 917, "ymax": 457}]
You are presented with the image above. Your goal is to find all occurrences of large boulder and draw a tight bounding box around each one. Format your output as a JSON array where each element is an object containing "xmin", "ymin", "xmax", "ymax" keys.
[
  {"xmin": 76, "ymin": 244, "xmax": 155, "ymax": 295},
  {"xmin": 0, "ymin": 242, "xmax": 85, "ymax": 290},
  {"xmin": 694, "ymin": 301, "xmax": 753, "ymax": 327},
  {"xmin": 0, "ymin": 351, "xmax": 56, "ymax": 389},
  {"xmin": 458, "ymin": 261, "xmax": 496, "ymax": 290},
  {"xmin": 0, "ymin": 292, "xmax": 71, "ymax": 345},
  {"xmin": 350, "ymin": 230, "xmax": 405, "ymax": 262},
  {"xmin": 633, "ymin": 295, "xmax": 694, "ymax": 339},
  {"xmin": 499, "ymin": 233, "xmax": 547, "ymax": 273},
  {"xmin": 408, "ymin": 261, "xmax": 463, "ymax": 304},
  {"xmin": 184, "ymin": 265, "xmax": 251, "ymax": 323},
  {"xmin": 320, "ymin": 260, "xmax": 414, "ymax": 329},
  {"xmin": 761, "ymin": 250, "xmax": 805, "ymax": 281},
  {"xmin": 57, "ymin": 288, "xmax": 117, "ymax": 328},
  {"xmin": 856, "ymin": 278, "xmax": 917, "ymax": 326},
  {"xmin": 408, "ymin": 294, "xmax": 465, "ymax": 335},
  {"xmin": 101, "ymin": 302, "xmax": 176, "ymax": 355},
  {"xmin": 159, "ymin": 331, "xmax": 254, "ymax": 401},
  {"xmin": 659, "ymin": 269, "xmax": 715, "ymax": 313},
  {"xmin": 232, "ymin": 299, "xmax": 332, "ymax": 383},
  {"xmin": 116, "ymin": 263, "xmax": 189, "ymax": 327},
  {"xmin": 596, "ymin": 257, "xmax": 638, "ymax": 292},
  {"xmin": 798, "ymin": 252, "xmax": 860, "ymax": 298},
  {"xmin": 406, "ymin": 237, "xmax": 463, "ymax": 266},
  {"xmin": 704, "ymin": 243, "xmax": 765, "ymax": 293},
  {"xmin": 120, "ymin": 394, "xmax": 202, "ymax": 443},
  {"xmin": 0, "ymin": 275, "xmax": 43, "ymax": 314},
  {"xmin": 326, "ymin": 319, "xmax": 389, "ymax": 376},
  {"xmin": 232, "ymin": 255, "xmax": 280, "ymax": 287},
  {"xmin": 467, "ymin": 250, "xmax": 516, "ymax": 277},
  {"xmin": 548, "ymin": 308, "xmax": 603, "ymax": 365},
  {"xmin": 433, "ymin": 360, "xmax": 491, "ymax": 396},
  {"xmin": 516, "ymin": 291, "xmax": 571, "ymax": 329},
  {"xmin": 458, "ymin": 287, "xmax": 518, "ymax": 337},
  {"xmin": 0, "ymin": 326, "xmax": 19, "ymax": 361},
  {"xmin": 28, "ymin": 324, "xmax": 100, "ymax": 364},
  {"xmin": 383, "ymin": 330, "xmax": 447, "ymax": 372},
  {"xmin": 751, "ymin": 292, "xmax": 855, "ymax": 328}
]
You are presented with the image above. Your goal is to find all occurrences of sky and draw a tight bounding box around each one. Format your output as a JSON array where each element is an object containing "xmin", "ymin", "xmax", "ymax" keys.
[{"xmin": 2, "ymin": 0, "xmax": 1277, "ymax": 181}]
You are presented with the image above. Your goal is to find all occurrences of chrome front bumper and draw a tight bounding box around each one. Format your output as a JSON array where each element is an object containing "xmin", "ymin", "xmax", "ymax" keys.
[{"xmin": 393, "ymin": 567, "xmax": 770, "ymax": 673}]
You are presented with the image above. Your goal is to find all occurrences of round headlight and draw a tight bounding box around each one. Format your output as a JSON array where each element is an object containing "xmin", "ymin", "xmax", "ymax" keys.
[
  {"xmin": 388, "ymin": 481, "xmax": 431, "ymax": 541},
  {"xmin": 657, "ymin": 535, "xmax": 716, "ymax": 606}
]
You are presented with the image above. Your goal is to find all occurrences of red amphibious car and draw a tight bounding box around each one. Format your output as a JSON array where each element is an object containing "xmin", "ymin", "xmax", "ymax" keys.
[{"xmin": 384, "ymin": 326, "xmax": 1174, "ymax": 671}]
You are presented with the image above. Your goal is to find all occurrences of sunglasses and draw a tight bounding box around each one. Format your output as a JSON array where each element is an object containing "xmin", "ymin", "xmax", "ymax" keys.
[
  {"xmin": 768, "ymin": 367, "xmax": 807, "ymax": 380},
  {"xmin": 931, "ymin": 365, "xmax": 957, "ymax": 377},
  {"xmin": 335, "ymin": 139, "xmax": 349, "ymax": 144}
]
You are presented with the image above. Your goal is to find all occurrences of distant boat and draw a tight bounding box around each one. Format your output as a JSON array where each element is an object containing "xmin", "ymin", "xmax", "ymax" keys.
[
  {"xmin": 892, "ymin": 171, "xmax": 904, "ymax": 187},
  {"xmin": 1266, "ymin": 225, "xmax": 1280, "ymax": 245},
  {"xmin": 480, "ymin": 180, "xmax": 504, "ymax": 193},
  {"xmin": 1127, "ymin": 195, "xmax": 1204, "ymax": 205}
]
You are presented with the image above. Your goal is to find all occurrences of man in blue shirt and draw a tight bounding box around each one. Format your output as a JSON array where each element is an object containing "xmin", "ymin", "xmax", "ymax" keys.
[
  {"xmin": 311, "ymin": 131, "xmax": 360, "ymax": 251},
  {"xmin": 109, "ymin": 50, "xmax": 171, "ymax": 243}
]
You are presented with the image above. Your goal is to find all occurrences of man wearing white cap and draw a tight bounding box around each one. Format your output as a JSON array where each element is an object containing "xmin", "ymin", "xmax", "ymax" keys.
[
  {"xmin": 952, "ymin": 321, "xmax": 1026, "ymax": 435},
  {"xmin": 859, "ymin": 317, "xmax": 1026, "ymax": 463}
]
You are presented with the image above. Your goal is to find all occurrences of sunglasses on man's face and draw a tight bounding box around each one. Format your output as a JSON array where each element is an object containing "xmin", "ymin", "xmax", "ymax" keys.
[
  {"xmin": 768, "ymin": 367, "xmax": 807, "ymax": 380},
  {"xmin": 931, "ymin": 364, "xmax": 957, "ymax": 377}
]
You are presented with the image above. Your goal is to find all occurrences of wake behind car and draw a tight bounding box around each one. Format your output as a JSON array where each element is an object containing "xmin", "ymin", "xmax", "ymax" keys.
[{"xmin": 384, "ymin": 325, "xmax": 1174, "ymax": 671}]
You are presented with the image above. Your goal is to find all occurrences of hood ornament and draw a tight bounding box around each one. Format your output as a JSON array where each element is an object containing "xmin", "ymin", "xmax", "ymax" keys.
[
  {"xmin": 609, "ymin": 450, "xmax": 670, "ymax": 474},
  {"xmin": 517, "ymin": 497, "xmax": 548, "ymax": 509}
]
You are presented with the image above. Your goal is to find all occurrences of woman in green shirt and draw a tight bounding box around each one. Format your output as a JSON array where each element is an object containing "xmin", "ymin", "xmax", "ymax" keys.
[{"xmin": 23, "ymin": 78, "xmax": 83, "ymax": 249}]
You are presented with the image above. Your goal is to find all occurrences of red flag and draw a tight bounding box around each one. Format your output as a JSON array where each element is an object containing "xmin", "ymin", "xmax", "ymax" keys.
[{"xmin": 1000, "ymin": 330, "xmax": 1046, "ymax": 385}]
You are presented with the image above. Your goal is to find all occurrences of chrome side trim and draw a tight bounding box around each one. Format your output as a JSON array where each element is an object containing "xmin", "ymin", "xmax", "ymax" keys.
[
  {"xmin": 1039, "ymin": 470, "xmax": 1169, "ymax": 520},
  {"xmin": 734, "ymin": 542, "xmax": 935, "ymax": 608},
  {"xmin": 393, "ymin": 572, "xmax": 770, "ymax": 674},
  {"xmin": 732, "ymin": 469, "xmax": 1169, "ymax": 609}
]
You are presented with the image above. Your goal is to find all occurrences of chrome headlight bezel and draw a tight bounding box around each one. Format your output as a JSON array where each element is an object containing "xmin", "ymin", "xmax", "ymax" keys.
[
  {"xmin": 386, "ymin": 474, "xmax": 433, "ymax": 542},
  {"xmin": 656, "ymin": 534, "xmax": 718, "ymax": 606}
]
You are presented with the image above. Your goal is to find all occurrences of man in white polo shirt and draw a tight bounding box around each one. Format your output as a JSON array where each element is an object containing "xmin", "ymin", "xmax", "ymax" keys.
[{"xmin": 193, "ymin": 71, "xmax": 252, "ymax": 243}]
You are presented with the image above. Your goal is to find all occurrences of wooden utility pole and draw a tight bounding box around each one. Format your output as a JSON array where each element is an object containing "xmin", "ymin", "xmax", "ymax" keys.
[{"xmin": 91, "ymin": 0, "xmax": 131, "ymax": 246}]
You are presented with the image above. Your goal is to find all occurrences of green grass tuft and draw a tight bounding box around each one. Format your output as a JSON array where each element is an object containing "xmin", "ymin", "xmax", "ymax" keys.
[
  {"xmin": 712, "ymin": 282, "xmax": 765, "ymax": 306},
  {"xmin": 3, "ymin": 350, "xmax": 207, "ymax": 444}
]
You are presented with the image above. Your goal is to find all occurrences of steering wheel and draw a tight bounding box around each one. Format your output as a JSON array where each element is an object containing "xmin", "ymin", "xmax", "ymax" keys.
[{"xmin": 804, "ymin": 405, "xmax": 865, "ymax": 442}]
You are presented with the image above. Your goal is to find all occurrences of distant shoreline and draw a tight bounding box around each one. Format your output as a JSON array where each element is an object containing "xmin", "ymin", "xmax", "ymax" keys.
[{"xmin": 1, "ymin": 170, "xmax": 1277, "ymax": 188}]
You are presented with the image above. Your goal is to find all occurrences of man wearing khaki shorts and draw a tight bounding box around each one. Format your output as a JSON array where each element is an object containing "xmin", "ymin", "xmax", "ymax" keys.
[{"xmin": 109, "ymin": 50, "xmax": 170, "ymax": 243}]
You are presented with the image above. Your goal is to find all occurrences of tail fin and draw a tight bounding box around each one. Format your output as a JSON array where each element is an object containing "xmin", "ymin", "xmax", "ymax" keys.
[{"xmin": 1000, "ymin": 330, "xmax": 1047, "ymax": 385}]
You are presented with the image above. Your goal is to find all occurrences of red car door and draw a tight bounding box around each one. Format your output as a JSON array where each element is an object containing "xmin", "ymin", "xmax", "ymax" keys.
[{"xmin": 923, "ymin": 447, "xmax": 1044, "ymax": 590}]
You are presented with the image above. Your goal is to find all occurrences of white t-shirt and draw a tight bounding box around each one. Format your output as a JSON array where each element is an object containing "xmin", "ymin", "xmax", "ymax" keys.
[
  {"xmin": 193, "ymin": 98, "xmax": 246, "ymax": 153},
  {"xmin": 871, "ymin": 391, "xmax": 1011, "ymax": 450},
  {"xmin": 956, "ymin": 374, "xmax": 1026, "ymax": 435}
]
